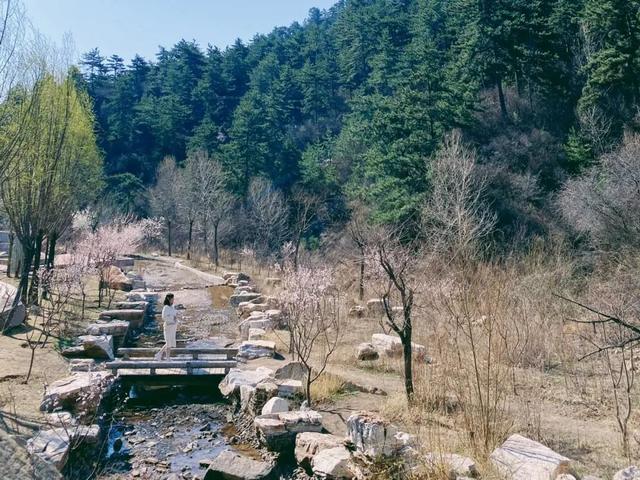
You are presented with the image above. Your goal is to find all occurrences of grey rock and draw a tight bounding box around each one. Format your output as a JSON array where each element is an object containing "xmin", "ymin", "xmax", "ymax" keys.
[
  {"xmin": 490, "ymin": 434, "xmax": 576, "ymax": 480},
  {"xmin": 614, "ymin": 466, "xmax": 640, "ymax": 480},
  {"xmin": 204, "ymin": 450, "xmax": 273, "ymax": 480}
]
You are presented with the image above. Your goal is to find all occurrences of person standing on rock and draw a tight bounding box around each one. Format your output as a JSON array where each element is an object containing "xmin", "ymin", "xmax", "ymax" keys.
[{"xmin": 155, "ymin": 293, "xmax": 178, "ymax": 360}]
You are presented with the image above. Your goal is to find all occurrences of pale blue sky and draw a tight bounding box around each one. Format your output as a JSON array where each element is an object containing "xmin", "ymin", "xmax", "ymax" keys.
[{"xmin": 24, "ymin": 0, "xmax": 338, "ymax": 63}]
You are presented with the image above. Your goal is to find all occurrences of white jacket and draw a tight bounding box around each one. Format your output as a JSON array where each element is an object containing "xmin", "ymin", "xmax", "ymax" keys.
[{"xmin": 162, "ymin": 305, "xmax": 178, "ymax": 325}]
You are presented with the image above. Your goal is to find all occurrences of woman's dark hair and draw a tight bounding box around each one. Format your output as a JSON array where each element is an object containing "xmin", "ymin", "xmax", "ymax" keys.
[{"xmin": 163, "ymin": 293, "xmax": 174, "ymax": 306}]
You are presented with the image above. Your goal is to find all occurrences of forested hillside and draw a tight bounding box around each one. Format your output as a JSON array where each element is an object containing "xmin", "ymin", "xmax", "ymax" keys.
[{"xmin": 80, "ymin": 0, "xmax": 638, "ymax": 246}]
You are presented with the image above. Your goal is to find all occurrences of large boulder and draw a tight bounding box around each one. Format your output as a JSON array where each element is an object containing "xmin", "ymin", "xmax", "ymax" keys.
[
  {"xmin": 276, "ymin": 379, "xmax": 304, "ymax": 399},
  {"xmin": 312, "ymin": 446, "xmax": 355, "ymax": 479},
  {"xmin": 114, "ymin": 300, "xmax": 149, "ymax": 312},
  {"xmin": 67, "ymin": 358, "xmax": 97, "ymax": 373},
  {"xmin": 244, "ymin": 381, "xmax": 279, "ymax": 416},
  {"xmin": 86, "ymin": 320, "xmax": 129, "ymax": 338},
  {"xmin": 255, "ymin": 410, "xmax": 323, "ymax": 451},
  {"xmin": 238, "ymin": 340, "xmax": 276, "ymax": 360},
  {"xmin": 78, "ymin": 335, "xmax": 114, "ymax": 360},
  {"xmin": 229, "ymin": 291, "xmax": 263, "ymax": 307},
  {"xmin": 219, "ymin": 367, "xmax": 274, "ymax": 397},
  {"xmin": 248, "ymin": 328, "xmax": 266, "ymax": 341},
  {"xmin": 99, "ymin": 309, "xmax": 145, "ymax": 329},
  {"xmin": 357, "ymin": 343, "xmax": 379, "ymax": 361},
  {"xmin": 102, "ymin": 265, "xmax": 133, "ymax": 292},
  {"xmin": 204, "ymin": 450, "xmax": 273, "ymax": 480},
  {"xmin": 238, "ymin": 302, "xmax": 271, "ymax": 317},
  {"xmin": 0, "ymin": 427, "xmax": 62, "ymax": 479},
  {"xmin": 239, "ymin": 316, "xmax": 276, "ymax": 340},
  {"xmin": 348, "ymin": 306, "xmax": 365, "ymax": 318},
  {"xmin": 0, "ymin": 281, "xmax": 26, "ymax": 329},
  {"xmin": 614, "ymin": 467, "xmax": 640, "ymax": 480},
  {"xmin": 262, "ymin": 397, "xmax": 289, "ymax": 415},
  {"xmin": 126, "ymin": 291, "xmax": 158, "ymax": 303},
  {"xmin": 27, "ymin": 428, "xmax": 70, "ymax": 470},
  {"xmin": 274, "ymin": 361, "xmax": 309, "ymax": 382},
  {"xmin": 86, "ymin": 321, "xmax": 129, "ymax": 349},
  {"xmin": 40, "ymin": 371, "xmax": 114, "ymax": 416},
  {"xmin": 279, "ymin": 410, "xmax": 323, "ymax": 434},
  {"xmin": 346, "ymin": 412, "xmax": 401, "ymax": 457},
  {"xmin": 490, "ymin": 434, "xmax": 577, "ymax": 480},
  {"xmin": 371, "ymin": 333, "xmax": 427, "ymax": 360},
  {"xmin": 295, "ymin": 432, "xmax": 344, "ymax": 468}
]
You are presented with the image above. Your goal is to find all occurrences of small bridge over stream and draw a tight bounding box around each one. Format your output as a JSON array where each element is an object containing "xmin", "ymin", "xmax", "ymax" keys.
[{"xmin": 105, "ymin": 347, "xmax": 238, "ymax": 385}]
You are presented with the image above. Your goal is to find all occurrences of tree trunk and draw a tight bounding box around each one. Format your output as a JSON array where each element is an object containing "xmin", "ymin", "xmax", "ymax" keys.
[
  {"xmin": 28, "ymin": 232, "xmax": 43, "ymax": 304},
  {"xmin": 6, "ymin": 233, "xmax": 13, "ymax": 278},
  {"xmin": 294, "ymin": 233, "xmax": 302, "ymax": 271},
  {"xmin": 167, "ymin": 220, "xmax": 172, "ymax": 257},
  {"xmin": 305, "ymin": 368, "xmax": 312, "ymax": 406},
  {"xmin": 358, "ymin": 249, "xmax": 365, "ymax": 301},
  {"xmin": 401, "ymin": 331, "xmax": 414, "ymax": 403},
  {"xmin": 187, "ymin": 220, "xmax": 193, "ymax": 260},
  {"xmin": 46, "ymin": 233, "xmax": 57, "ymax": 269},
  {"xmin": 16, "ymin": 246, "xmax": 33, "ymax": 306},
  {"xmin": 25, "ymin": 346, "xmax": 36, "ymax": 383},
  {"xmin": 213, "ymin": 221, "xmax": 220, "ymax": 267},
  {"xmin": 496, "ymin": 77, "xmax": 508, "ymax": 120}
]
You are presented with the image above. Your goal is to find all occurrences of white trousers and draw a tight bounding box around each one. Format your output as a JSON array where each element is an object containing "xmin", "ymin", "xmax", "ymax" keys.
[
  {"xmin": 156, "ymin": 322, "xmax": 177, "ymax": 359},
  {"xmin": 163, "ymin": 322, "xmax": 177, "ymax": 348}
]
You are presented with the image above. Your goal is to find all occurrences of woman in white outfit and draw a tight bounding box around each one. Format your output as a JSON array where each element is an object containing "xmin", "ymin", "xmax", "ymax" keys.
[{"xmin": 156, "ymin": 293, "xmax": 178, "ymax": 360}]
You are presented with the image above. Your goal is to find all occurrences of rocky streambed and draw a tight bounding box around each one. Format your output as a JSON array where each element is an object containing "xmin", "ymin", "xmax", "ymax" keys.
[{"xmin": 94, "ymin": 386, "xmax": 232, "ymax": 479}]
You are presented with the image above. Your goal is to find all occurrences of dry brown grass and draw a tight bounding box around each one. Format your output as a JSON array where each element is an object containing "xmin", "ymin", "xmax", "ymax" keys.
[
  {"xmin": 311, "ymin": 371, "xmax": 347, "ymax": 404},
  {"xmin": 221, "ymin": 243, "xmax": 639, "ymax": 477}
]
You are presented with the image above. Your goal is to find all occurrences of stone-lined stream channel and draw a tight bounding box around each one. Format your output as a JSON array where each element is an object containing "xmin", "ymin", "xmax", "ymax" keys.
[{"xmin": 65, "ymin": 258, "xmax": 268, "ymax": 480}]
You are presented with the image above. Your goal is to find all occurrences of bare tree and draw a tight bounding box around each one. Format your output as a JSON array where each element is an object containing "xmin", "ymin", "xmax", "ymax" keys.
[
  {"xmin": 290, "ymin": 188, "xmax": 322, "ymax": 270},
  {"xmin": 183, "ymin": 150, "xmax": 233, "ymax": 265},
  {"xmin": 422, "ymin": 130, "xmax": 496, "ymax": 260},
  {"xmin": 277, "ymin": 259, "xmax": 343, "ymax": 406},
  {"xmin": 0, "ymin": 0, "xmax": 30, "ymax": 180},
  {"xmin": 366, "ymin": 229, "xmax": 420, "ymax": 402},
  {"xmin": 347, "ymin": 201, "xmax": 372, "ymax": 301},
  {"xmin": 558, "ymin": 295, "xmax": 639, "ymax": 457},
  {"xmin": 246, "ymin": 178, "xmax": 289, "ymax": 258},
  {"xmin": 149, "ymin": 156, "xmax": 182, "ymax": 256},
  {"xmin": 559, "ymin": 133, "xmax": 640, "ymax": 254}
]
